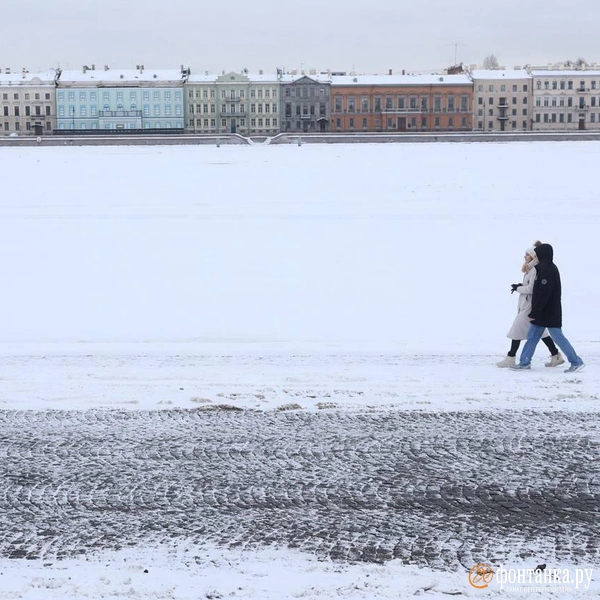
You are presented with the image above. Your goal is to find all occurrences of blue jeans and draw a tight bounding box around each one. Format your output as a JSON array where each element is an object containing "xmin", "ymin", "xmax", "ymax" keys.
[{"xmin": 519, "ymin": 324, "xmax": 583, "ymax": 366}]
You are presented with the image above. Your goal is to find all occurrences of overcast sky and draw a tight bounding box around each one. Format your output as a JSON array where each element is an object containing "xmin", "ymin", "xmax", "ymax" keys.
[{"xmin": 2, "ymin": 0, "xmax": 598, "ymax": 75}]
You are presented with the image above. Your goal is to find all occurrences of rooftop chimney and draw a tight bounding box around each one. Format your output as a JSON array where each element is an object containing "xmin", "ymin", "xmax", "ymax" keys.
[
  {"xmin": 92, "ymin": 64, "xmax": 95, "ymax": 70},
  {"xmin": 6, "ymin": 68, "xmax": 11, "ymax": 74},
  {"xmin": 389, "ymin": 69, "xmax": 393, "ymax": 75},
  {"xmin": 104, "ymin": 64, "xmax": 109, "ymax": 71}
]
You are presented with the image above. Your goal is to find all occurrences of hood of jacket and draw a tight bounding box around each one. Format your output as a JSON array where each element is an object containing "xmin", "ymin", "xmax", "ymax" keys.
[{"xmin": 535, "ymin": 243, "xmax": 554, "ymax": 262}]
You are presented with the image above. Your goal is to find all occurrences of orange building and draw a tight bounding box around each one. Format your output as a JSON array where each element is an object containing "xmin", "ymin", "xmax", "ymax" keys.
[{"xmin": 330, "ymin": 73, "xmax": 473, "ymax": 132}]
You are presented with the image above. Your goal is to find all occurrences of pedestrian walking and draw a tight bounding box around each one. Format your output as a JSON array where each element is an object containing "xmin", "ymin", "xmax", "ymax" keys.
[
  {"xmin": 497, "ymin": 242, "xmax": 564, "ymax": 368},
  {"xmin": 510, "ymin": 243, "xmax": 585, "ymax": 373}
]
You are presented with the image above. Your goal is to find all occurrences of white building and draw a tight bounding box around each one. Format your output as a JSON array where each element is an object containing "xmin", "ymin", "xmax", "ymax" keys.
[
  {"xmin": 530, "ymin": 64, "xmax": 600, "ymax": 131},
  {"xmin": 470, "ymin": 69, "xmax": 532, "ymax": 132},
  {"xmin": 0, "ymin": 68, "xmax": 58, "ymax": 135}
]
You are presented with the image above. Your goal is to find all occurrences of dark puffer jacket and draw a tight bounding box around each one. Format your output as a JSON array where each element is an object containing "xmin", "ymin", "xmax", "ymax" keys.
[{"xmin": 528, "ymin": 243, "xmax": 562, "ymax": 328}]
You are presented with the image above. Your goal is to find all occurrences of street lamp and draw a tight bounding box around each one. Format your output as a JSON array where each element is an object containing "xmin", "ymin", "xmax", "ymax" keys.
[{"xmin": 71, "ymin": 105, "xmax": 75, "ymax": 130}]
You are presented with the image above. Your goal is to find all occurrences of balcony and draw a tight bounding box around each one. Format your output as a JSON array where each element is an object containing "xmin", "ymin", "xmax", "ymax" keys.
[
  {"xmin": 498, "ymin": 102, "xmax": 509, "ymax": 108},
  {"xmin": 497, "ymin": 115, "xmax": 509, "ymax": 121},
  {"xmin": 381, "ymin": 107, "xmax": 423, "ymax": 114},
  {"xmin": 220, "ymin": 110, "xmax": 247, "ymax": 117},
  {"xmin": 577, "ymin": 87, "xmax": 586, "ymax": 92},
  {"xmin": 99, "ymin": 110, "xmax": 142, "ymax": 118}
]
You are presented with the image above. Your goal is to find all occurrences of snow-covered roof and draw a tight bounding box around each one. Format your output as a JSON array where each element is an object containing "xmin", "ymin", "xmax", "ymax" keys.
[
  {"xmin": 470, "ymin": 69, "xmax": 531, "ymax": 80},
  {"xmin": 57, "ymin": 69, "xmax": 186, "ymax": 85},
  {"xmin": 0, "ymin": 69, "xmax": 57, "ymax": 86},
  {"xmin": 530, "ymin": 69, "xmax": 600, "ymax": 77},
  {"xmin": 331, "ymin": 74, "xmax": 472, "ymax": 86},
  {"xmin": 279, "ymin": 73, "xmax": 332, "ymax": 84},
  {"xmin": 187, "ymin": 74, "xmax": 217, "ymax": 83},
  {"xmin": 187, "ymin": 72, "xmax": 280, "ymax": 84}
]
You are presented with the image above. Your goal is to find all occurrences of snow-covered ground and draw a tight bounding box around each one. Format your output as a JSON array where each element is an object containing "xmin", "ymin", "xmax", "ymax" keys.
[
  {"xmin": 0, "ymin": 142, "xmax": 599, "ymax": 412},
  {"xmin": 0, "ymin": 142, "xmax": 598, "ymax": 598},
  {"xmin": 0, "ymin": 544, "xmax": 597, "ymax": 599}
]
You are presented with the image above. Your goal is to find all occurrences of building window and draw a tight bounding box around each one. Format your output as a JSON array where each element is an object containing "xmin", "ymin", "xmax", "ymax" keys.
[
  {"xmin": 154, "ymin": 105, "xmax": 160, "ymax": 116},
  {"xmin": 153, "ymin": 91, "xmax": 160, "ymax": 100},
  {"xmin": 46, "ymin": 106, "xmax": 51, "ymax": 116}
]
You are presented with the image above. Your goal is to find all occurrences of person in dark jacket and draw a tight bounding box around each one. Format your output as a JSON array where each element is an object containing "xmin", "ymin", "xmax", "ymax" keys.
[{"xmin": 511, "ymin": 243, "xmax": 584, "ymax": 373}]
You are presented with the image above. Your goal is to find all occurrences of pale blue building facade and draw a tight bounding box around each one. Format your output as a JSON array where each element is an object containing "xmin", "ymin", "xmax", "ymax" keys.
[{"xmin": 55, "ymin": 66, "xmax": 187, "ymax": 132}]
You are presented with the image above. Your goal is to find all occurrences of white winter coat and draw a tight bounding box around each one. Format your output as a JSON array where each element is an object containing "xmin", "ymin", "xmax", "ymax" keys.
[{"xmin": 506, "ymin": 260, "xmax": 549, "ymax": 340}]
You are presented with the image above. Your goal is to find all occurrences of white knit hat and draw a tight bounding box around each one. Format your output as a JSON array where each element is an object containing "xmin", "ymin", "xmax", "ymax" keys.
[{"xmin": 525, "ymin": 246, "xmax": 537, "ymax": 259}]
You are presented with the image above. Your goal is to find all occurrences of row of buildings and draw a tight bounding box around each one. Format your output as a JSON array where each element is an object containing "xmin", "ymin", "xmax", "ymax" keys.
[{"xmin": 2, "ymin": 62, "xmax": 600, "ymax": 136}]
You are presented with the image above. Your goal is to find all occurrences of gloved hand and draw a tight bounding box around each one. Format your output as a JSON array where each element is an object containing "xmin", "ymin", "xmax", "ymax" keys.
[{"xmin": 510, "ymin": 283, "xmax": 521, "ymax": 294}]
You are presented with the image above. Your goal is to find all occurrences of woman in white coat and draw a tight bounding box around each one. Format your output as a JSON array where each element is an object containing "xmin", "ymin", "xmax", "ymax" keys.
[{"xmin": 497, "ymin": 242, "xmax": 565, "ymax": 368}]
